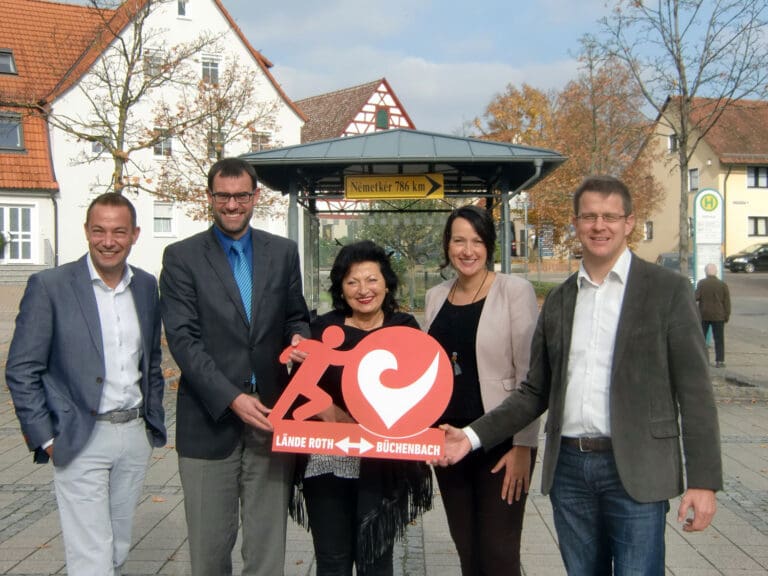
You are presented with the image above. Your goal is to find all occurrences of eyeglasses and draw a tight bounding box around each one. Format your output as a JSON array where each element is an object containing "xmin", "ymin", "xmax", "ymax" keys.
[
  {"xmin": 576, "ymin": 213, "xmax": 627, "ymax": 224},
  {"xmin": 211, "ymin": 192, "xmax": 254, "ymax": 204}
]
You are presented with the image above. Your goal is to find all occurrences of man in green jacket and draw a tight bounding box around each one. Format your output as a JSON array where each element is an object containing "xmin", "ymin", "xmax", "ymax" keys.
[{"xmin": 696, "ymin": 263, "xmax": 731, "ymax": 368}]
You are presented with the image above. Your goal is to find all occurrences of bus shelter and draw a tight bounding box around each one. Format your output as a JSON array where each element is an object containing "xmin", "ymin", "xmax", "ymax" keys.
[{"xmin": 241, "ymin": 129, "xmax": 565, "ymax": 309}]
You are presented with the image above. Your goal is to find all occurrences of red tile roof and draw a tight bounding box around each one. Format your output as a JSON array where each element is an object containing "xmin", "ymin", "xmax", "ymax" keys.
[
  {"xmin": 0, "ymin": 109, "xmax": 57, "ymax": 190},
  {"xmin": 691, "ymin": 97, "xmax": 768, "ymax": 165},
  {"xmin": 1, "ymin": 0, "xmax": 112, "ymax": 191},
  {"xmin": 0, "ymin": 0, "xmax": 109, "ymax": 103},
  {"xmin": 296, "ymin": 78, "xmax": 414, "ymax": 143}
]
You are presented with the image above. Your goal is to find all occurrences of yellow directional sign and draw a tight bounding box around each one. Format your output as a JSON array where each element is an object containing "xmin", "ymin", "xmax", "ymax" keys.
[{"xmin": 345, "ymin": 174, "xmax": 444, "ymax": 199}]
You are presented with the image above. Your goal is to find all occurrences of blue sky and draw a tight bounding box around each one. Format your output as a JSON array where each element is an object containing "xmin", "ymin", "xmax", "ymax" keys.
[
  {"xmin": 227, "ymin": 0, "xmax": 612, "ymax": 133},
  {"xmin": 60, "ymin": 0, "xmax": 613, "ymax": 134}
]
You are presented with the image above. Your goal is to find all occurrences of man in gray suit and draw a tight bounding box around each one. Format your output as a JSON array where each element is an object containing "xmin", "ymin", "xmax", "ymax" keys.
[
  {"xmin": 6, "ymin": 193, "xmax": 166, "ymax": 575},
  {"xmin": 441, "ymin": 175, "xmax": 722, "ymax": 574},
  {"xmin": 160, "ymin": 157, "xmax": 310, "ymax": 575}
]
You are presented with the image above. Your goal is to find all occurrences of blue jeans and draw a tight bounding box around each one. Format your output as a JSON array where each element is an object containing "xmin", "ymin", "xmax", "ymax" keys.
[{"xmin": 550, "ymin": 444, "xmax": 669, "ymax": 575}]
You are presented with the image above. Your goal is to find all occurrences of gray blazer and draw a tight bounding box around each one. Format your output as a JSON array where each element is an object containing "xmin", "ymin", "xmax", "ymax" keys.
[
  {"xmin": 472, "ymin": 255, "xmax": 723, "ymax": 503},
  {"xmin": 5, "ymin": 256, "xmax": 167, "ymax": 467},
  {"xmin": 159, "ymin": 227, "xmax": 310, "ymax": 460}
]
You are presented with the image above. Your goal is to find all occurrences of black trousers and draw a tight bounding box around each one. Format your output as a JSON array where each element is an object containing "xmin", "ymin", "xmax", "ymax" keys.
[
  {"xmin": 702, "ymin": 320, "xmax": 725, "ymax": 363},
  {"xmin": 303, "ymin": 474, "xmax": 393, "ymax": 576},
  {"xmin": 434, "ymin": 443, "xmax": 536, "ymax": 576}
]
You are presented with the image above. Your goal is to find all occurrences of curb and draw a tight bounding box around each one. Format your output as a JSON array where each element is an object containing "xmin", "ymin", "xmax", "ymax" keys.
[{"xmin": 712, "ymin": 375, "xmax": 768, "ymax": 403}]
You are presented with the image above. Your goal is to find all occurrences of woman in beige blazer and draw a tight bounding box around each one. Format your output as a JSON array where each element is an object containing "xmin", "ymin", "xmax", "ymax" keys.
[{"xmin": 424, "ymin": 205, "xmax": 539, "ymax": 576}]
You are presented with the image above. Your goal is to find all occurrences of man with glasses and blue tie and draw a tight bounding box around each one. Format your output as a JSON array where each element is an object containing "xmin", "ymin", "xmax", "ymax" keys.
[
  {"xmin": 160, "ymin": 158, "xmax": 310, "ymax": 576},
  {"xmin": 439, "ymin": 175, "xmax": 722, "ymax": 574}
]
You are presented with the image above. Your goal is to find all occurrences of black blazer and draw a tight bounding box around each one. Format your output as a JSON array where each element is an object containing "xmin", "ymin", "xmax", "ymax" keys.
[
  {"xmin": 472, "ymin": 255, "xmax": 723, "ymax": 502},
  {"xmin": 160, "ymin": 227, "xmax": 310, "ymax": 459}
]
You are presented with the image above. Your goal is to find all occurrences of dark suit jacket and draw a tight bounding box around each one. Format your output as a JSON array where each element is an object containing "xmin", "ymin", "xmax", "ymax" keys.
[
  {"xmin": 472, "ymin": 255, "xmax": 723, "ymax": 503},
  {"xmin": 5, "ymin": 256, "xmax": 167, "ymax": 467},
  {"xmin": 159, "ymin": 227, "xmax": 310, "ymax": 460}
]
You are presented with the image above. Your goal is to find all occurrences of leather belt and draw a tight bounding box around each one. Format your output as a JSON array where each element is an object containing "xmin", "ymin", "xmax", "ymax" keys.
[
  {"xmin": 95, "ymin": 407, "xmax": 144, "ymax": 424},
  {"xmin": 562, "ymin": 436, "xmax": 612, "ymax": 453}
]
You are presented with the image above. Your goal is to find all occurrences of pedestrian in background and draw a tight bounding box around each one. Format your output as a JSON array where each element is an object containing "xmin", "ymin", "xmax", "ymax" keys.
[
  {"xmin": 696, "ymin": 263, "xmax": 731, "ymax": 368},
  {"xmin": 6, "ymin": 193, "xmax": 166, "ymax": 575}
]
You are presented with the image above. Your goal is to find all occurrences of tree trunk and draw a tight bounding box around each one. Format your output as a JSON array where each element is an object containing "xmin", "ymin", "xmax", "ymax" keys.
[{"xmin": 678, "ymin": 149, "xmax": 690, "ymax": 276}]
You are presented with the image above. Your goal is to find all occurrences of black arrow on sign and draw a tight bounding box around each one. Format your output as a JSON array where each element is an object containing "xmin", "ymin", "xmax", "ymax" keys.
[{"xmin": 426, "ymin": 176, "xmax": 442, "ymax": 197}]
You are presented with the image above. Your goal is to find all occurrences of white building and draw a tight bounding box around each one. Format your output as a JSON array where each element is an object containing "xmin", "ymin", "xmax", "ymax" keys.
[{"xmin": 1, "ymin": 0, "xmax": 304, "ymax": 280}]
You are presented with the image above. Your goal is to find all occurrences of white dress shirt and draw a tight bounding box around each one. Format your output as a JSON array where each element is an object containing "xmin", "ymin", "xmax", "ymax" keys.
[
  {"xmin": 87, "ymin": 254, "xmax": 144, "ymax": 414},
  {"xmin": 465, "ymin": 249, "xmax": 632, "ymax": 450},
  {"xmin": 561, "ymin": 248, "xmax": 631, "ymax": 437}
]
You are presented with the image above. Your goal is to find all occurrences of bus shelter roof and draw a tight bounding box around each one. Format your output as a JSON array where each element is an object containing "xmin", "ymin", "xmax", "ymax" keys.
[{"xmin": 240, "ymin": 128, "xmax": 565, "ymax": 210}]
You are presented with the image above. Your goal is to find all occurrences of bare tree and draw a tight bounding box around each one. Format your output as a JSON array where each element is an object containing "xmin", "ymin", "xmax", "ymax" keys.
[
  {"xmin": 43, "ymin": 0, "xmax": 221, "ymax": 194},
  {"xmin": 154, "ymin": 56, "xmax": 283, "ymax": 221},
  {"xmin": 598, "ymin": 0, "xmax": 768, "ymax": 273}
]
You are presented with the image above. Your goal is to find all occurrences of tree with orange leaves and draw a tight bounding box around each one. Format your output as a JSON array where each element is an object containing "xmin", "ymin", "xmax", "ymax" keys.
[{"xmin": 475, "ymin": 40, "xmax": 662, "ymax": 255}]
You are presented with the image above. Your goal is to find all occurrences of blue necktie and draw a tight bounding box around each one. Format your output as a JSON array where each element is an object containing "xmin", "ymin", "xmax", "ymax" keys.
[{"xmin": 231, "ymin": 243, "xmax": 252, "ymax": 322}]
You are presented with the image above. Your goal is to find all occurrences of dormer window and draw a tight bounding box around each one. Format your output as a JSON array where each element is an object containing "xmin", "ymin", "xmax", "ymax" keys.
[
  {"xmin": 0, "ymin": 114, "xmax": 23, "ymax": 150},
  {"xmin": 0, "ymin": 49, "xmax": 17, "ymax": 75}
]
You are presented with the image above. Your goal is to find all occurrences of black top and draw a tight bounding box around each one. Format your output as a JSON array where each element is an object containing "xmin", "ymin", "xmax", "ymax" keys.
[
  {"xmin": 310, "ymin": 310, "xmax": 419, "ymax": 410},
  {"xmin": 428, "ymin": 298, "xmax": 486, "ymax": 427}
]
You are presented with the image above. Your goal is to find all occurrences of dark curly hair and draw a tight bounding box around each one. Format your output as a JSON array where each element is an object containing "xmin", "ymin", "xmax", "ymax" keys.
[
  {"xmin": 439, "ymin": 205, "xmax": 495, "ymax": 272},
  {"xmin": 329, "ymin": 240, "xmax": 399, "ymax": 315}
]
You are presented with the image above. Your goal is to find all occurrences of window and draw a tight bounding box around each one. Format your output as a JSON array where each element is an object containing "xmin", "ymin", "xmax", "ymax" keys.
[
  {"xmin": 668, "ymin": 134, "xmax": 678, "ymax": 152},
  {"xmin": 251, "ymin": 131, "xmax": 272, "ymax": 152},
  {"xmin": 0, "ymin": 49, "xmax": 17, "ymax": 74},
  {"xmin": 202, "ymin": 57, "xmax": 219, "ymax": 84},
  {"xmin": 0, "ymin": 205, "xmax": 33, "ymax": 261},
  {"xmin": 644, "ymin": 221, "xmax": 654, "ymax": 241},
  {"xmin": 748, "ymin": 217, "xmax": 768, "ymax": 237},
  {"xmin": 207, "ymin": 130, "xmax": 224, "ymax": 159},
  {"xmin": 153, "ymin": 128, "xmax": 172, "ymax": 156},
  {"xmin": 153, "ymin": 203, "xmax": 174, "ymax": 235},
  {"xmin": 747, "ymin": 166, "xmax": 768, "ymax": 188},
  {"xmin": 177, "ymin": 0, "xmax": 187, "ymax": 16},
  {"xmin": 375, "ymin": 107, "xmax": 389, "ymax": 130},
  {"xmin": 144, "ymin": 51, "xmax": 163, "ymax": 77},
  {"xmin": 0, "ymin": 114, "xmax": 23, "ymax": 150},
  {"xmin": 688, "ymin": 168, "xmax": 699, "ymax": 192},
  {"xmin": 91, "ymin": 141, "xmax": 105, "ymax": 154}
]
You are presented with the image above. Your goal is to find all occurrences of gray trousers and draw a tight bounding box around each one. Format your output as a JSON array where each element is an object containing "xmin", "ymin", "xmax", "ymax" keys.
[
  {"xmin": 179, "ymin": 426, "xmax": 295, "ymax": 576},
  {"xmin": 53, "ymin": 418, "xmax": 152, "ymax": 576}
]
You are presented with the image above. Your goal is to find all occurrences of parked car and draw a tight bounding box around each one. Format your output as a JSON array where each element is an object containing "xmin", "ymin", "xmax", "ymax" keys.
[
  {"xmin": 724, "ymin": 242, "xmax": 768, "ymax": 273},
  {"xmin": 655, "ymin": 252, "xmax": 694, "ymax": 284}
]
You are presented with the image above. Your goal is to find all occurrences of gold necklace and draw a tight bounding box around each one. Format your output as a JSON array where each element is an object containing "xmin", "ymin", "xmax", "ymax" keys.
[{"xmin": 449, "ymin": 268, "xmax": 489, "ymax": 305}]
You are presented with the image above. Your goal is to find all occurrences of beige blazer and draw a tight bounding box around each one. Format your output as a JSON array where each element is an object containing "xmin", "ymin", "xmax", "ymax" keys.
[{"xmin": 424, "ymin": 273, "xmax": 540, "ymax": 447}]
